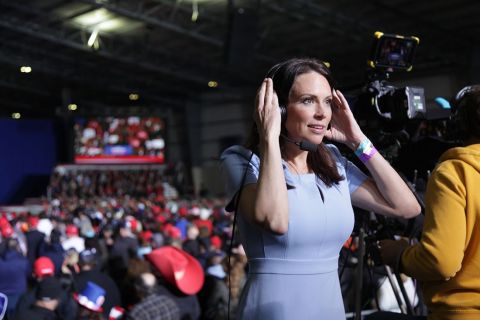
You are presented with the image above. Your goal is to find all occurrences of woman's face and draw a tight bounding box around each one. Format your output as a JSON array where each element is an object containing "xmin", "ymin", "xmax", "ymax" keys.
[{"xmin": 284, "ymin": 71, "xmax": 333, "ymax": 144}]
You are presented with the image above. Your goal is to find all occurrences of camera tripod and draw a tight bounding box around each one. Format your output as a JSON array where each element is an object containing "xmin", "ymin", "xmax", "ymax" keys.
[
  {"xmin": 355, "ymin": 213, "xmax": 415, "ymax": 319},
  {"xmin": 340, "ymin": 208, "xmax": 424, "ymax": 320}
]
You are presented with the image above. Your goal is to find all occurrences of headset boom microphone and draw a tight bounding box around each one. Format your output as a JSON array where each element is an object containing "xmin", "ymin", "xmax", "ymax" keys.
[{"xmin": 281, "ymin": 135, "xmax": 319, "ymax": 152}]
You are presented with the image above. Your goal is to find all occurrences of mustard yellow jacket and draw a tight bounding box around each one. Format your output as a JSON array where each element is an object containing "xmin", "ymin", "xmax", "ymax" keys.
[{"xmin": 401, "ymin": 144, "xmax": 480, "ymax": 320}]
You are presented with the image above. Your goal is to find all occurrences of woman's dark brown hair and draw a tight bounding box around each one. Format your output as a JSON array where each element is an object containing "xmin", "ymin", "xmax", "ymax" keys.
[{"xmin": 246, "ymin": 57, "xmax": 344, "ymax": 187}]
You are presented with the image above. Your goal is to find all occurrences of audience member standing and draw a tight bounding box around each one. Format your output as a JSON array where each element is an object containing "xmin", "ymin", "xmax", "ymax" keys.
[
  {"xmin": 25, "ymin": 216, "xmax": 45, "ymax": 266},
  {"xmin": 62, "ymin": 224, "xmax": 85, "ymax": 253},
  {"xmin": 0, "ymin": 238, "xmax": 30, "ymax": 318},
  {"xmin": 127, "ymin": 272, "xmax": 180, "ymax": 320},
  {"xmin": 146, "ymin": 246, "xmax": 204, "ymax": 320},
  {"xmin": 15, "ymin": 276, "xmax": 63, "ymax": 320},
  {"xmin": 39, "ymin": 229, "xmax": 65, "ymax": 276},
  {"xmin": 74, "ymin": 249, "xmax": 121, "ymax": 318},
  {"xmin": 17, "ymin": 256, "xmax": 77, "ymax": 320},
  {"xmin": 198, "ymin": 252, "xmax": 229, "ymax": 320}
]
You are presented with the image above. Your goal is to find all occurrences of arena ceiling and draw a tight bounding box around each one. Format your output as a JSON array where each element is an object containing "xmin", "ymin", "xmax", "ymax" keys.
[{"xmin": 1, "ymin": 0, "xmax": 479, "ymax": 117}]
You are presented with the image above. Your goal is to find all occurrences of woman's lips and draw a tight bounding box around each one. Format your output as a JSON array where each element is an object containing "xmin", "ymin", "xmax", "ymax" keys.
[{"xmin": 307, "ymin": 124, "xmax": 325, "ymax": 134}]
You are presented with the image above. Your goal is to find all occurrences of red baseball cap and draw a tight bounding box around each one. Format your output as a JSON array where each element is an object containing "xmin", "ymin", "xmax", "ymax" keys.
[
  {"xmin": 140, "ymin": 230, "xmax": 153, "ymax": 242},
  {"xmin": 210, "ymin": 235, "xmax": 222, "ymax": 250},
  {"xmin": 164, "ymin": 224, "xmax": 181, "ymax": 240},
  {"xmin": 146, "ymin": 246, "xmax": 204, "ymax": 295},
  {"xmin": 28, "ymin": 216, "xmax": 39, "ymax": 228},
  {"xmin": 66, "ymin": 224, "xmax": 79, "ymax": 236},
  {"xmin": 34, "ymin": 256, "xmax": 55, "ymax": 278},
  {"xmin": 178, "ymin": 207, "xmax": 188, "ymax": 217},
  {"xmin": 0, "ymin": 217, "xmax": 13, "ymax": 238}
]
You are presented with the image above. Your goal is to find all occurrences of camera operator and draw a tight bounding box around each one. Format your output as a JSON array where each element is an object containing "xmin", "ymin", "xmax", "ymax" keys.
[{"xmin": 373, "ymin": 85, "xmax": 480, "ymax": 320}]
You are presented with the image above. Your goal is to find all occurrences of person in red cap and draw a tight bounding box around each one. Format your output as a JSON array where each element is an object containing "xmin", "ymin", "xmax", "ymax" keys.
[
  {"xmin": 209, "ymin": 235, "xmax": 222, "ymax": 251},
  {"xmin": 17, "ymin": 256, "xmax": 77, "ymax": 320},
  {"xmin": 145, "ymin": 246, "xmax": 204, "ymax": 320},
  {"xmin": 0, "ymin": 217, "xmax": 14, "ymax": 239},
  {"xmin": 24, "ymin": 215, "xmax": 46, "ymax": 267},
  {"xmin": 137, "ymin": 230, "xmax": 153, "ymax": 257},
  {"xmin": 164, "ymin": 224, "xmax": 182, "ymax": 248},
  {"xmin": 62, "ymin": 224, "xmax": 85, "ymax": 253}
]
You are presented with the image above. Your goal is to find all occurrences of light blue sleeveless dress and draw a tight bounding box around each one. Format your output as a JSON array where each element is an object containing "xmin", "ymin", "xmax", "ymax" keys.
[{"xmin": 220, "ymin": 144, "xmax": 367, "ymax": 320}]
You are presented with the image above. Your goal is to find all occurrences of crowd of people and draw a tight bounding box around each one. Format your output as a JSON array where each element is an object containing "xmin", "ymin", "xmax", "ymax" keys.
[{"xmin": 0, "ymin": 167, "xmax": 247, "ymax": 320}]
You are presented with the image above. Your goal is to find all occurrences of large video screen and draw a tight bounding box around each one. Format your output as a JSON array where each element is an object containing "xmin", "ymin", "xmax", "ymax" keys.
[{"xmin": 74, "ymin": 117, "xmax": 165, "ymax": 164}]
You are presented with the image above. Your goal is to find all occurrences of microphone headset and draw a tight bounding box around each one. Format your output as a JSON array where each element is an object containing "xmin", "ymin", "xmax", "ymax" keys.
[{"xmin": 266, "ymin": 62, "xmax": 320, "ymax": 153}]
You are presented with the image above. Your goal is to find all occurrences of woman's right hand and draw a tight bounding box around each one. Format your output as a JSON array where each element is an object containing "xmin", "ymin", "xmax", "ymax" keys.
[{"xmin": 254, "ymin": 78, "xmax": 281, "ymax": 142}]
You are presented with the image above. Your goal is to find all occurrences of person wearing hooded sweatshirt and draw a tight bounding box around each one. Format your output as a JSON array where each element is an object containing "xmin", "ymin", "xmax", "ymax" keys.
[{"xmin": 375, "ymin": 86, "xmax": 480, "ymax": 320}]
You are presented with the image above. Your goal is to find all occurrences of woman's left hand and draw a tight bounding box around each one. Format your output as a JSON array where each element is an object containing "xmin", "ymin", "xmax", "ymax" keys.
[{"xmin": 324, "ymin": 89, "xmax": 365, "ymax": 150}]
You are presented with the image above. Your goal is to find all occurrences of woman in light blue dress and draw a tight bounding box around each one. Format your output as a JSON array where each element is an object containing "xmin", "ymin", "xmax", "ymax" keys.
[{"xmin": 220, "ymin": 58, "xmax": 421, "ymax": 319}]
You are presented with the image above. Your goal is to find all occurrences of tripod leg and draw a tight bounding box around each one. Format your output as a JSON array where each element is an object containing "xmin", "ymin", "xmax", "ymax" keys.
[
  {"xmin": 354, "ymin": 228, "xmax": 365, "ymax": 320},
  {"xmin": 384, "ymin": 266, "xmax": 416, "ymax": 315},
  {"xmin": 393, "ymin": 270, "xmax": 415, "ymax": 315},
  {"xmin": 384, "ymin": 265, "xmax": 407, "ymax": 314}
]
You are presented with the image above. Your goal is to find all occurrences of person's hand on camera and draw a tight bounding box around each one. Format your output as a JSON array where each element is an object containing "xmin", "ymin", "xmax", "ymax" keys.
[
  {"xmin": 378, "ymin": 239, "xmax": 409, "ymax": 269},
  {"xmin": 254, "ymin": 78, "xmax": 281, "ymax": 143},
  {"xmin": 325, "ymin": 89, "xmax": 365, "ymax": 150}
]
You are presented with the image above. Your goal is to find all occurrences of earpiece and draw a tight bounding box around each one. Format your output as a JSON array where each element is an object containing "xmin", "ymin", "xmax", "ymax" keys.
[{"xmin": 266, "ymin": 63, "xmax": 287, "ymax": 124}]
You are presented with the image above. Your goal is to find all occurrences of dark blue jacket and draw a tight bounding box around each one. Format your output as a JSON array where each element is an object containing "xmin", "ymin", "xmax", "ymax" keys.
[{"xmin": 0, "ymin": 250, "xmax": 29, "ymax": 295}]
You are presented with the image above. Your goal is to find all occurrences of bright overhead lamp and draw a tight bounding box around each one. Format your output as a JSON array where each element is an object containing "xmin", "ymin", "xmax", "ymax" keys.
[
  {"xmin": 72, "ymin": 8, "xmax": 143, "ymax": 33},
  {"xmin": 68, "ymin": 103, "xmax": 78, "ymax": 111},
  {"xmin": 208, "ymin": 81, "xmax": 218, "ymax": 88},
  {"xmin": 192, "ymin": 1, "xmax": 199, "ymax": 22},
  {"xmin": 11, "ymin": 112, "xmax": 21, "ymax": 119},
  {"xmin": 20, "ymin": 66, "xmax": 32, "ymax": 73},
  {"xmin": 129, "ymin": 93, "xmax": 139, "ymax": 101},
  {"xmin": 73, "ymin": 8, "xmax": 113, "ymax": 27},
  {"xmin": 87, "ymin": 28, "xmax": 99, "ymax": 47}
]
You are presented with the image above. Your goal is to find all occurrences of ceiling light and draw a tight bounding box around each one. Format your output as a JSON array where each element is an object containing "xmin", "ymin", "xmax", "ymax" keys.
[
  {"xmin": 74, "ymin": 8, "xmax": 112, "ymax": 27},
  {"xmin": 68, "ymin": 104, "xmax": 78, "ymax": 111},
  {"xmin": 192, "ymin": 1, "xmax": 199, "ymax": 22},
  {"xmin": 87, "ymin": 28, "xmax": 99, "ymax": 47},
  {"xmin": 71, "ymin": 8, "xmax": 143, "ymax": 33},
  {"xmin": 208, "ymin": 81, "xmax": 218, "ymax": 88},
  {"xmin": 11, "ymin": 112, "xmax": 21, "ymax": 119},
  {"xmin": 129, "ymin": 93, "xmax": 139, "ymax": 101},
  {"xmin": 20, "ymin": 66, "xmax": 32, "ymax": 73}
]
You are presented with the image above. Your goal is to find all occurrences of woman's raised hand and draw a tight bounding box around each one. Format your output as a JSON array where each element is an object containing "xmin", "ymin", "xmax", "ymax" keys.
[
  {"xmin": 325, "ymin": 89, "xmax": 366, "ymax": 150},
  {"xmin": 254, "ymin": 78, "xmax": 282, "ymax": 142}
]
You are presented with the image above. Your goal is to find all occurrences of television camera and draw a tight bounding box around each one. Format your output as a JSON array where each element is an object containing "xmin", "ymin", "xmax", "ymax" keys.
[
  {"xmin": 352, "ymin": 32, "xmax": 455, "ymax": 167},
  {"xmin": 360, "ymin": 32, "xmax": 425, "ymax": 123}
]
